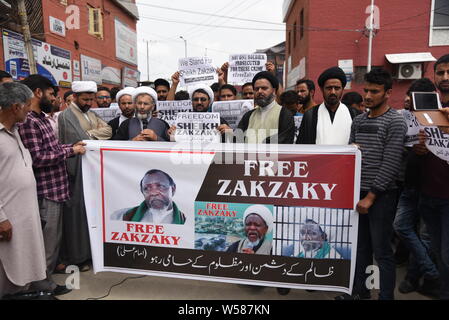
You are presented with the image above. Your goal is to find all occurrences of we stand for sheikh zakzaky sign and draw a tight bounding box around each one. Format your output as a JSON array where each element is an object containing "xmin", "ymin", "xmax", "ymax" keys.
[{"xmin": 82, "ymin": 141, "xmax": 361, "ymax": 294}]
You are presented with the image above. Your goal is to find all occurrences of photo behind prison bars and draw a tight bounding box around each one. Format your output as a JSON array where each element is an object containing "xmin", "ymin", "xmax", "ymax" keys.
[{"xmin": 273, "ymin": 207, "xmax": 352, "ymax": 259}]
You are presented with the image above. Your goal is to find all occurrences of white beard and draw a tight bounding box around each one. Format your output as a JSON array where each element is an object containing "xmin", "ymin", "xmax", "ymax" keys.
[
  {"xmin": 137, "ymin": 112, "xmax": 150, "ymax": 120},
  {"xmin": 244, "ymin": 238, "xmax": 261, "ymax": 249}
]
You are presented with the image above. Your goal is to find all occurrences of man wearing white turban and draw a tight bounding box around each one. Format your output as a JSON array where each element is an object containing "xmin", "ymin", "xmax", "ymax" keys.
[
  {"xmin": 107, "ymin": 87, "xmax": 136, "ymax": 137},
  {"xmin": 57, "ymin": 81, "xmax": 112, "ymax": 271},
  {"xmin": 112, "ymin": 86, "xmax": 170, "ymax": 141},
  {"xmin": 226, "ymin": 205, "xmax": 273, "ymax": 255}
]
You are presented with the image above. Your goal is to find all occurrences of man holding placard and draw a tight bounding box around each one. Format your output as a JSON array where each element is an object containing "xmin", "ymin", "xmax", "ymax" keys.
[
  {"xmin": 414, "ymin": 54, "xmax": 449, "ymax": 300},
  {"xmin": 107, "ymin": 87, "xmax": 136, "ymax": 137},
  {"xmin": 168, "ymin": 84, "xmax": 232, "ymax": 142}
]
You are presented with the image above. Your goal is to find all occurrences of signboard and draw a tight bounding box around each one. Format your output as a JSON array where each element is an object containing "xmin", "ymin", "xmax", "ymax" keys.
[
  {"xmin": 115, "ymin": 18, "xmax": 138, "ymax": 66},
  {"xmin": 102, "ymin": 66, "xmax": 121, "ymax": 85},
  {"xmin": 338, "ymin": 60, "xmax": 354, "ymax": 90},
  {"xmin": 122, "ymin": 67, "xmax": 140, "ymax": 87},
  {"xmin": 228, "ymin": 53, "xmax": 267, "ymax": 85},
  {"xmin": 179, "ymin": 57, "xmax": 217, "ymax": 87},
  {"xmin": 157, "ymin": 100, "xmax": 193, "ymax": 127},
  {"xmin": 211, "ymin": 100, "xmax": 254, "ymax": 129},
  {"xmin": 49, "ymin": 16, "xmax": 66, "ymax": 37},
  {"xmin": 73, "ymin": 60, "xmax": 80, "ymax": 76},
  {"xmin": 82, "ymin": 142, "xmax": 361, "ymax": 294},
  {"xmin": 2, "ymin": 29, "xmax": 72, "ymax": 87},
  {"xmin": 81, "ymin": 54, "xmax": 102, "ymax": 84}
]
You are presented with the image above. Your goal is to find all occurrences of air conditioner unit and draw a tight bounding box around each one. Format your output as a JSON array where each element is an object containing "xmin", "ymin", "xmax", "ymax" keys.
[{"xmin": 397, "ymin": 63, "xmax": 422, "ymax": 80}]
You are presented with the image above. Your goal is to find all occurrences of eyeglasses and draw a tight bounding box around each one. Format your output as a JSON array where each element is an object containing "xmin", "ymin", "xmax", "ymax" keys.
[{"xmin": 193, "ymin": 97, "xmax": 208, "ymax": 102}]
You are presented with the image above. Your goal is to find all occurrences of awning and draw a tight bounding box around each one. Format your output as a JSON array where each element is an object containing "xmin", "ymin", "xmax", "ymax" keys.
[{"xmin": 385, "ymin": 52, "xmax": 437, "ymax": 64}]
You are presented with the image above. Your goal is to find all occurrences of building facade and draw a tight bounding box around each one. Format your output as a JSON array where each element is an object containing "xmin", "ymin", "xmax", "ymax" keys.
[
  {"xmin": 1, "ymin": 0, "xmax": 140, "ymax": 91},
  {"xmin": 283, "ymin": 0, "xmax": 449, "ymax": 108}
]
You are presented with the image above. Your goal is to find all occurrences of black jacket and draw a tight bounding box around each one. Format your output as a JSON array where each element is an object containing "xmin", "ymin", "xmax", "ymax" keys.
[
  {"xmin": 237, "ymin": 106, "xmax": 295, "ymax": 144},
  {"xmin": 296, "ymin": 104, "xmax": 360, "ymax": 144}
]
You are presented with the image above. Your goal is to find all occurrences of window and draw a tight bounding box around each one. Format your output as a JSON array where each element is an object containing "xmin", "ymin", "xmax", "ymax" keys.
[
  {"xmin": 430, "ymin": 0, "xmax": 449, "ymax": 46},
  {"xmin": 300, "ymin": 9, "xmax": 304, "ymax": 40},
  {"xmin": 88, "ymin": 7, "xmax": 103, "ymax": 39},
  {"xmin": 288, "ymin": 30, "xmax": 291, "ymax": 54}
]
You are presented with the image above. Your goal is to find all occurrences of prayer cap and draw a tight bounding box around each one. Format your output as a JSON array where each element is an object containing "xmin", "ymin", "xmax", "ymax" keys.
[
  {"xmin": 252, "ymin": 71, "xmax": 279, "ymax": 91},
  {"xmin": 317, "ymin": 67, "xmax": 347, "ymax": 88},
  {"xmin": 133, "ymin": 86, "xmax": 158, "ymax": 104},
  {"xmin": 116, "ymin": 87, "xmax": 136, "ymax": 103},
  {"xmin": 71, "ymin": 81, "xmax": 97, "ymax": 93},
  {"xmin": 243, "ymin": 205, "xmax": 274, "ymax": 233}
]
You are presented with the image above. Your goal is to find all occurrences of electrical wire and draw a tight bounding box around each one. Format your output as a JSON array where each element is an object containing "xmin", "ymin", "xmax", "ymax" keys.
[{"xmin": 180, "ymin": 0, "xmax": 241, "ymax": 38}]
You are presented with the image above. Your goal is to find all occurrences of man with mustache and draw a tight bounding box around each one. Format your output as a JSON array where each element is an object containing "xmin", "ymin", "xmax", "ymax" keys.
[
  {"xmin": 297, "ymin": 220, "xmax": 341, "ymax": 259},
  {"xmin": 154, "ymin": 78, "xmax": 170, "ymax": 102},
  {"xmin": 226, "ymin": 205, "xmax": 273, "ymax": 255},
  {"xmin": 413, "ymin": 54, "xmax": 449, "ymax": 300},
  {"xmin": 336, "ymin": 68, "xmax": 406, "ymax": 300},
  {"xmin": 112, "ymin": 170, "xmax": 185, "ymax": 224},
  {"xmin": 297, "ymin": 67, "xmax": 359, "ymax": 145},
  {"xmin": 236, "ymin": 71, "xmax": 295, "ymax": 144},
  {"xmin": 167, "ymin": 83, "xmax": 232, "ymax": 141},
  {"xmin": 0, "ymin": 82, "xmax": 49, "ymax": 299},
  {"xmin": 107, "ymin": 87, "xmax": 136, "ymax": 137},
  {"xmin": 57, "ymin": 81, "xmax": 112, "ymax": 273},
  {"xmin": 18, "ymin": 75, "xmax": 86, "ymax": 297},
  {"xmin": 295, "ymin": 79, "xmax": 317, "ymax": 114},
  {"xmin": 112, "ymin": 86, "xmax": 170, "ymax": 141}
]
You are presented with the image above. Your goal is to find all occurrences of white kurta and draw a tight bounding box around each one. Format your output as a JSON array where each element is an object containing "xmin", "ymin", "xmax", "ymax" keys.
[{"xmin": 0, "ymin": 122, "xmax": 46, "ymax": 287}]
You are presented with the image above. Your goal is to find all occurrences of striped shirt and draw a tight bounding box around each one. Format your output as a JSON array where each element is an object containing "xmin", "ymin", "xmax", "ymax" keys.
[
  {"xmin": 18, "ymin": 111, "xmax": 74, "ymax": 203},
  {"xmin": 349, "ymin": 108, "xmax": 407, "ymax": 194}
]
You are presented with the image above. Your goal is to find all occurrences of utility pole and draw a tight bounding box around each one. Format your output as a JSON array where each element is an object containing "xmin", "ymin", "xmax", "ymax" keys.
[
  {"xmin": 367, "ymin": 0, "xmax": 375, "ymax": 72},
  {"xmin": 180, "ymin": 36, "xmax": 187, "ymax": 58},
  {"xmin": 146, "ymin": 40, "xmax": 150, "ymax": 81},
  {"xmin": 18, "ymin": 0, "xmax": 37, "ymax": 74}
]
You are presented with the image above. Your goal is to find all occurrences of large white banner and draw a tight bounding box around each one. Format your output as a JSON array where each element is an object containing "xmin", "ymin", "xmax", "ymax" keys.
[
  {"xmin": 82, "ymin": 142, "xmax": 361, "ymax": 294},
  {"xmin": 211, "ymin": 100, "xmax": 254, "ymax": 130},
  {"xmin": 179, "ymin": 57, "xmax": 217, "ymax": 87},
  {"xmin": 228, "ymin": 53, "xmax": 267, "ymax": 85},
  {"xmin": 115, "ymin": 18, "xmax": 138, "ymax": 66},
  {"xmin": 2, "ymin": 29, "xmax": 72, "ymax": 87}
]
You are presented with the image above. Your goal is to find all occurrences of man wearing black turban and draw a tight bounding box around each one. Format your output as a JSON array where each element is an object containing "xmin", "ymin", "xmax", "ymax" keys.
[
  {"xmin": 297, "ymin": 67, "xmax": 359, "ymax": 145},
  {"xmin": 236, "ymin": 71, "xmax": 295, "ymax": 144}
]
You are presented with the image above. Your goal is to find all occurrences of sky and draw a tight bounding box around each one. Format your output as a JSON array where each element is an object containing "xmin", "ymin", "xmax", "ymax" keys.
[{"xmin": 135, "ymin": 0, "xmax": 286, "ymax": 82}]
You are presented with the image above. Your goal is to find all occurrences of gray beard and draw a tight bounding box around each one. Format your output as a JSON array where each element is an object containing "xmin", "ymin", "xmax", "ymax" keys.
[
  {"xmin": 255, "ymin": 94, "xmax": 275, "ymax": 108},
  {"xmin": 136, "ymin": 112, "xmax": 150, "ymax": 120}
]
